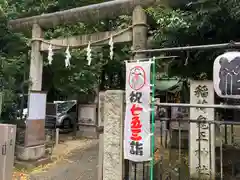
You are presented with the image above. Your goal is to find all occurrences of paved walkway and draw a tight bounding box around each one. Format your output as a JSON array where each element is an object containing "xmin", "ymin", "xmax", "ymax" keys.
[{"xmin": 30, "ymin": 140, "xmax": 99, "ymax": 180}]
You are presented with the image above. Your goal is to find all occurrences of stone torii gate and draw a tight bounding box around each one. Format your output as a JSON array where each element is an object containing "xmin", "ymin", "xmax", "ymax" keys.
[{"xmin": 8, "ymin": 0, "xmax": 156, "ymax": 162}]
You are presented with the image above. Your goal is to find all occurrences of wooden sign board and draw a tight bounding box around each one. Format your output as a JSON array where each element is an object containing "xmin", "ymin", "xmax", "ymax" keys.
[
  {"xmin": 45, "ymin": 103, "xmax": 57, "ymax": 129},
  {"xmin": 46, "ymin": 103, "xmax": 57, "ymax": 116}
]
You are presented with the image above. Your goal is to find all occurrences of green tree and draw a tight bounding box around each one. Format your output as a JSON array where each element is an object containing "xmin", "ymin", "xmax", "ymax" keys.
[
  {"xmin": 148, "ymin": 0, "xmax": 240, "ymax": 79},
  {"xmin": 0, "ymin": 0, "xmax": 131, "ymax": 119}
]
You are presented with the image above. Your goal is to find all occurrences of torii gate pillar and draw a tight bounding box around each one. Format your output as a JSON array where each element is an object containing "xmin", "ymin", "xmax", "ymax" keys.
[
  {"xmin": 30, "ymin": 24, "xmax": 43, "ymax": 91},
  {"xmin": 124, "ymin": 5, "xmax": 148, "ymax": 179},
  {"xmin": 102, "ymin": 6, "xmax": 148, "ymax": 180},
  {"xmin": 132, "ymin": 5, "xmax": 147, "ymax": 59},
  {"xmin": 16, "ymin": 24, "xmax": 45, "ymax": 161}
]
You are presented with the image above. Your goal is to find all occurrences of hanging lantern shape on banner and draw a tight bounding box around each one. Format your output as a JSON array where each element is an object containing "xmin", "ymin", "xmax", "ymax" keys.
[
  {"xmin": 109, "ymin": 34, "xmax": 114, "ymax": 60},
  {"xmin": 213, "ymin": 51, "xmax": 240, "ymax": 99},
  {"xmin": 87, "ymin": 41, "xmax": 92, "ymax": 66},
  {"xmin": 47, "ymin": 44, "xmax": 54, "ymax": 65},
  {"xmin": 65, "ymin": 46, "xmax": 71, "ymax": 68}
]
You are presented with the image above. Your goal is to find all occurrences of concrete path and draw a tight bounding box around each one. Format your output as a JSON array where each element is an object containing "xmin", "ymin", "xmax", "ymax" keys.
[{"xmin": 30, "ymin": 140, "xmax": 99, "ymax": 180}]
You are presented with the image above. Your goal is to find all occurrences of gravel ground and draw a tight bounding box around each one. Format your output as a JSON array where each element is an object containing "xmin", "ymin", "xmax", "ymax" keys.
[{"xmin": 29, "ymin": 139, "xmax": 99, "ymax": 180}]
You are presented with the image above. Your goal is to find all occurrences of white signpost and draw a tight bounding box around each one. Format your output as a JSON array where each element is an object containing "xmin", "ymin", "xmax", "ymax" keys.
[
  {"xmin": 189, "ymin": 80, "xmax": 215, "ymax": 178},
  {"xmin": 124, "ymin": 61, "xmax": 151, "ymax": 162},
  {"xmin": 213, "ymin": 51, "xmax": 240, "ymax": 99}
]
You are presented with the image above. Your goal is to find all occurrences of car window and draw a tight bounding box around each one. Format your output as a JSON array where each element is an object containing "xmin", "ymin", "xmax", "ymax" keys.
[{"xmin": 57, "ymin": 101, "xmax": 76, "ymax": 113}]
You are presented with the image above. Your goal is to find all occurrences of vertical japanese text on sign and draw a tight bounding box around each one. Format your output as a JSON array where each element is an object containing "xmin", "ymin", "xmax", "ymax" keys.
[
  {"xmin": 195, "ymin": 85, "xmax": 210, "ymax": 175},
  {"xmin": 128, "ymin": 66, "xmax": 146, "ymax": 156},
  {"xmin": 189, "ymin": 81, "xmax": 215, "ymax": 178},
  {"xmin": 124, "ymin": 62, "xmax": 151, "ymax": 162}
]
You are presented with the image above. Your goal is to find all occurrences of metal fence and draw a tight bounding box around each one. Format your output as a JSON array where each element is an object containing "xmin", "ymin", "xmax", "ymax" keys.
[{"xmin": 124, "ymin": 103, "xmax": 240, "ymax": 180}]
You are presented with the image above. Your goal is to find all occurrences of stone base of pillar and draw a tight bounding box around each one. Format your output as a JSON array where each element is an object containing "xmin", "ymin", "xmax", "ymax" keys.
[
  {"xmin": 16, "ymin": 144, "xmax": 45, "ymax": 161},
  {"xmin": 15, "ymin": 144, "xmax": 50, "ymax": 170},
  {"xmin": 76, "ymin": 124, "xmax": 98, "ymax": 139}
]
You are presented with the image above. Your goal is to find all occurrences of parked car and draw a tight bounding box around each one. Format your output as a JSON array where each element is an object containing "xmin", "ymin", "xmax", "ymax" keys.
[
  {"xmin": 17, "ymin": 100, "xmax": 78, "ymax": 130},
  {"xmin": 53, "ymin": 100, "xmax": 77, "ymax": 129}
]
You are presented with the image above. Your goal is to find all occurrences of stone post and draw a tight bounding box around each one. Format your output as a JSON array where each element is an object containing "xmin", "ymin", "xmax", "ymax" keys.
[{"xmin": 103, "ymin": 90, "xmax": 124, "ymax": 180}]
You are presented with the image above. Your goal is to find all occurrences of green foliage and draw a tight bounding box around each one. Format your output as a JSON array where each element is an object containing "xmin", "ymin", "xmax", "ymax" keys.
[
  {"xmin": 41, "ymin": 14, "xmax": 131, "ymax": 99},
  {"xmin": 2, "ymin": 0, "xmax": 240, "ymax": 119},
  {"xmin": 0, "ymin": 0, "xmax": 131, "ymax": 119},
  {"xmin": 0, "ymin": 3, "xmax": 28, "ymax": 119},
  {"xmin": 147, "ymin": 0, "xmax": 240, "ymax": 79}
]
